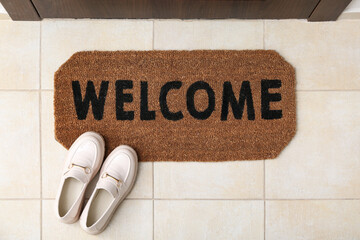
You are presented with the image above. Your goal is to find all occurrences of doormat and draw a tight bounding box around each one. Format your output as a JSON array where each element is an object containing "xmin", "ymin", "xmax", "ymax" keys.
[{"xmin": 54, "ymin": 50, "xmax": 296, "ymax": 162}]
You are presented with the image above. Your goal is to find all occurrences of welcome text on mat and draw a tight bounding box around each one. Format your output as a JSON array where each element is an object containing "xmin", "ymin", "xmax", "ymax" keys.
[{"xmin": 72, "ymin": 79, "xmax": 282, "ymax": 121}]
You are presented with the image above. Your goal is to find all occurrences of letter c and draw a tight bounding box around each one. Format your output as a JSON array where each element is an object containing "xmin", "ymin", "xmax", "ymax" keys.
[{"xmin": 159, "ymin": 81, "xmax": 184, "ymax": 121}]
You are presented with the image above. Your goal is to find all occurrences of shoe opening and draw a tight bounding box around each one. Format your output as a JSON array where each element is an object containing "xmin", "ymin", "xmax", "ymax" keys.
[
  {"xmin": 58, "ymin": 177, "xmax": 84, "ymax": 217},
  {"xmin": 86, "ymin": 189, "xmax": 114, "ymax": 227}
]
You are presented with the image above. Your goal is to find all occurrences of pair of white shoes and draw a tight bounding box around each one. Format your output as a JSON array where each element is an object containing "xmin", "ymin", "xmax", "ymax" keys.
[{"xmin": 55, "ymin": 132, "xmax": 138, "ymax": 235}]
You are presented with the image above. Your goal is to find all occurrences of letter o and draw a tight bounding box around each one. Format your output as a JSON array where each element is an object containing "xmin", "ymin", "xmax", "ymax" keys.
[{"xmin": 186, "ymin": 81, "xmax": 215, "ymax": 120}]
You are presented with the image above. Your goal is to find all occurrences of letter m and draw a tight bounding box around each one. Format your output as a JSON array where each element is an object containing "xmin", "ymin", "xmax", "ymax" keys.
[{"xmin": 72, "ymin": 81, "xmax": 109, "ymax": 120}]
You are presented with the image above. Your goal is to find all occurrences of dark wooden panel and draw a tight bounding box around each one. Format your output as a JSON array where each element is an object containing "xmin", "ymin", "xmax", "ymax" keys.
[
  {"xmin": 0, "ymin": 0, "xmax": 40, "ymax": 20},
  {"xmin": 308, "ymin": 0, "xmax": 352, "ymax": 21},
  {"xmin": 32, "ymin": 0, "xmax": 319, "ymax": 19}
]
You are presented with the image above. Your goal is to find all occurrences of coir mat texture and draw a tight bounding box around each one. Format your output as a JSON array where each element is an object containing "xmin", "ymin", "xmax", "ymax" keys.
[{"xmin": 54, "ymin": 50, "xmax": 296, "ymax": 162}]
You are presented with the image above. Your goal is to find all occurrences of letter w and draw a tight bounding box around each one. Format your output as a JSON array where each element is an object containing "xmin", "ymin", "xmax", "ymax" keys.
[{"xmin": 72, "ymin": 81, "xmax": 109, "ymax": 120}]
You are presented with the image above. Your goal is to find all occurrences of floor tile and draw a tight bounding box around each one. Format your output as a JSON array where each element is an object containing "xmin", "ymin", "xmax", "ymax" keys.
[
  {"xmin": 41, "ymin": 91, "xmax": 67, "ymax": 198},
  {"xmin": 154, "ymin": 20, "xmax": 263, "ymax": 50},
  {"xmin": 265, "ymin": 92, "xmax": 360, "ymax": 199},
  {"xmin": 41, "ymin": 20, "xmax": 153, "ymax": 89},
  {"xmin": 266, "ymin": 200, "xmax": 360, "ymax": 240},
  {"xmin": 125, "ymin": 162, "xmax": 153, "ymax": 198},
  {"xmin": 0, "ymin": 200, "xmax": 40, "ymax": 240},
  {"xmin": 265, "ymin": 20, "xmax": 360, "ymax": 90},
  {"xmin": 154, "ymin": 200, "xmax": 264, "ymax": 240},
  {"xmin": 154, "ymin": 161, "xmax": 263, "ymax": 199},
  {"xmin": 43, "ymin": 199, "xmax": 152, "ymax": 239},
  {"xmin": 0, "ymin": 92, "xmax": 40, "ymax": 198},
  {"xmin": 0, "ymin": 21, "xmax": 40, "ymax": 89},
  {"xmin": 41, "ymin": 91, "xmax": 153, "ymax": 199}
]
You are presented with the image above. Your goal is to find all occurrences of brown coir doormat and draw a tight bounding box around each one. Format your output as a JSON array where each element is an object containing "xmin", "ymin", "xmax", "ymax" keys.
[{"xmin": 54, "ymin": 50, "xmax": 296, "ymax": 162}]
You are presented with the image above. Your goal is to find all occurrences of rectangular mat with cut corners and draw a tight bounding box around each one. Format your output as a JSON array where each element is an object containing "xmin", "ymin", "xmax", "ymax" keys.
[{"xmin": 54, "ymin": 50, "xmax": 296, "ymax": 162}]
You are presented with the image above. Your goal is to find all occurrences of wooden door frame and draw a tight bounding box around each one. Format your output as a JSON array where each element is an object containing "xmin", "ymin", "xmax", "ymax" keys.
[
  {"xmin": 0, "ymin": 0, "xmax": 353, "ymax": 21},
  {"xmin": 0, "ymin": 0, "xmax": 40, "ymax": 20},
  {"xmin": 308, "ymin": 0, "xmax": 353, "ymax": 21}
]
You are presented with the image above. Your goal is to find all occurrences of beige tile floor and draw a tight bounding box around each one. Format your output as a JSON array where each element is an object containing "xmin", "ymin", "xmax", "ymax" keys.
[{"xmin": 0, "ymin": 18, "xmax": 359, "ymax": 240}]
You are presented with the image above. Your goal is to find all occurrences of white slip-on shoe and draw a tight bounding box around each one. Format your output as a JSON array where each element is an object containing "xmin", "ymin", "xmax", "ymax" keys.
[
  {"xmin": 80, "ymin": 145, "xmax": 138, "ymax": 234},
  {"xmin": 55, "ymin": 131, "xmax": 105, "ymax": 224}
]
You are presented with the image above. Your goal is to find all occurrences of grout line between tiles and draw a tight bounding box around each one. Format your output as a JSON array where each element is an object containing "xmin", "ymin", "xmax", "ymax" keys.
[
  {"xmin": 152, "ymin": 162, "xmax": 155, "ymax": 240},
  {"xmin": 0, "ymin": 198, "xmax": 44, "ymax": 200},
  {"xmin": 153, "ymin": 198, "xmax": 155, "ymax": 240},
  {"xmin": 263, "ymin": 20, "xmax": 266, "ymax": 50},
  {"xmin": 263, "ymin": 160, "xmax": 266, "ymax": 240},
  {"xmin": 2, "ymin": 197, "xmax": 360, "ymax": 201},
  {"xmin": 0, "ymin": 89, "xmax": 43, "ymax": 91},
  {"xmin": 265, "ymin": 198, "xmax": 360, "ymax": 201},
  {"xmin": 154, "ymin": 198, "xmax": 360, "ymax": 201},
  {"xmin": 39, "ymin": 21, "xmax": 43, "ymax": 240},
  {"xmin": 296, "ymin": 89, "xmax": 360, "ymax": 92},
  {"xmin": 152, "ymin": 198, "xmax": 265, "ymax": 201},
  {"xmin": 39, "ymin": 90, "xmax": 43, "ymax": 240},
  {"xmin": 264, "ymin": 198, "xmax": 266, "ymax": 240}
]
